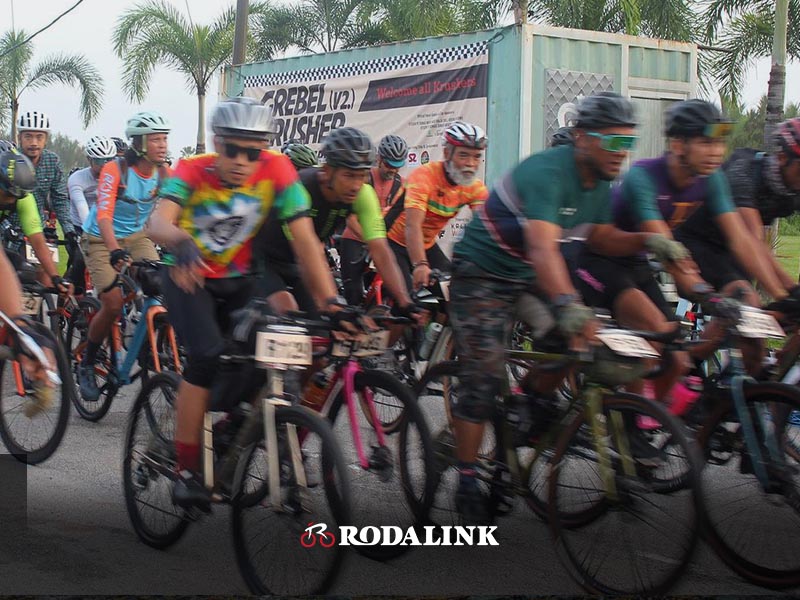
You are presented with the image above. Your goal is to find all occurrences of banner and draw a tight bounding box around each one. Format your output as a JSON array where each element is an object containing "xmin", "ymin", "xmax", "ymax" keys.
[{"xmin": 242, "ymin": 42, "xmax": 490, "ymax": 254}]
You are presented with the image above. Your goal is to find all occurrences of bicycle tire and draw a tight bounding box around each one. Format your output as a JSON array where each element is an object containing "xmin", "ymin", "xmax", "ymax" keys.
[
  {"xmin": 327, "ymin": 368, "xmax": 437, "ymax": 561},
  {"xmin": 695, "ymin": 381, "xmax": 800, "ymax": 588},
  {"xmin": 66, "ymin": 297, "xmax": 116, "ymax": 422},
  {"xmin": 122, "ymin": 371, "xmax": 189, "ymax": 549},
  {"xmin": 231, "ymin": 404, "xmax": 351, "ymax": 595},
  {"xmin": 548, "ymin": 392, "xmax": 701, "ymax": 595},
  {"xmin": 0, "ymin": 323, "xmax": 73, "ymax": 464}
]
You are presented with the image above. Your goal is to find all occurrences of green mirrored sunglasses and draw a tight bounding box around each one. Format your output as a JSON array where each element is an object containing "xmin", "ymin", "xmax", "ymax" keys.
[{"xmin": 586, "ymin": 132, "xmax": 638, "ymax": 152}]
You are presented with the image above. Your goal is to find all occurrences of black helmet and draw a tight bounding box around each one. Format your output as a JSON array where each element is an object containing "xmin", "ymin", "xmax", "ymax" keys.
[
  {"xmin": 378, "ymin": 134, "xmax": 408, "ymax": 167},
  {"xmin": 575, "ymin": 92, "xmax": 637, "ymax": 130},
  {"xmin": 0, "ymin": 140, "xmax": 17, "ymax": 153},
  {"xmin": 111, "ymin": 136, "xmax": 128, "ymax": 154},
  {"xmin": 665, "ymin": 99, "xmax": 732, "ymax": 138},
  {"xmin": 322, "ymin": 127, "xmax": 375, "ymax": 170},
  {"xmin": 550, "ymin": 127, "xmax": 574, "ymax": 147},
  {"xmin": 0, "ymin": 150, "xmax": 36, "ymax": 199}
]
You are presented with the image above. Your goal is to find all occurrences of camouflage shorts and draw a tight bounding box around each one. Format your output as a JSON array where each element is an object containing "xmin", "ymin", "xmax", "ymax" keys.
[{"xmin": 449, "ymin": 260, "xmax": 529, "ymax": 423}]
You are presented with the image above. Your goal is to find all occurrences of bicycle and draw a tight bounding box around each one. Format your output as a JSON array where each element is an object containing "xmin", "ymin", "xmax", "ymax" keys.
[
  {"xmin": 122, "ymin": 303, "xmax": 352, "ymax": 595},
  {"xmin": 414, "ymin": 327, "xmax": 703, "ymax": 594},
  {"xmin": 679, "ymin": 299, "xmax": 800, "ymax": 589},
  {"xmin": 66, "ymin": 260, "xmax": 182, "ymax": 421},
  {"xmin": 0, "ymin": 294, "xmax": 73, "ymax": 464},
  {"xmin": 299, "ymin": 313, "xmax": 437, "ymax": 560}
]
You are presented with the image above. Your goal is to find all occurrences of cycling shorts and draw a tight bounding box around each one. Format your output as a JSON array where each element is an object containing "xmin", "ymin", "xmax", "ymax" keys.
[{"xmin": 673, "ymin": 232, "xmax": 747, "ymax": 291}]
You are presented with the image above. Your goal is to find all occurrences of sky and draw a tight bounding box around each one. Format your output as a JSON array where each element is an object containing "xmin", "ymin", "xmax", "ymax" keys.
[{"xmin": 7, "ymin": 0, "xmax": 800, "ymax": 152}]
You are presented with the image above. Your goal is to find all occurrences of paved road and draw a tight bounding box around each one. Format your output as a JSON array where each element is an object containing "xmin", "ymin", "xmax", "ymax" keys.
[{"xmin": 0, "ymin": 379, "xmax": 795, "ymax": 596}]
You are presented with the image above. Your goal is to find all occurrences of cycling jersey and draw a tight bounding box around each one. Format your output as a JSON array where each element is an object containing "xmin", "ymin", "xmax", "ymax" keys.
[
  {"xmin": 386, "ymin": 161, "xmax": 487, "ymax": 249},
  {"xmin": 258, "ymin": 167, "xmax": 385, "ymax": 264},
  {"xmin": 67, "ymin": 167, "xmax": 99, "ymax": 228},
  {"xmin": 455, "ymin": 145, "xmax": 611, "ymax": 281},
  {"xmin": 341, "ymin": 167, "xmax": 403, "ymax": 242},
  {"xmin": 83, "ymin": 160, "xmax": 164, "ymax": 238},
  {"xmin": 160, "ymin": 152, "xmax": 308, "ymax": 278},
  {"xmin": 612, "ymin": 155, "xmax": 735, "ymax": 237},
  {"xmin": 724, "ymin": 148, "xmax": 800, "ymax": 224},
  {"xmin": 0, "ymin": 193, "xmax": 43, "ymax": 237}
]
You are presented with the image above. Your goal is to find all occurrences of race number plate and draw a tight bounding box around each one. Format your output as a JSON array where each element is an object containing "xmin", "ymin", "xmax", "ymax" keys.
[
  {"xmin": 736, "ymin": 307, "xmax": 785, "ymax": 339},
  {"xmin": 438, "ymin": 279, "xmax": 450, "ymax": 301},
  {"xmin": 25, "ymin": 242, "xmax": 59, "ymax": 265},
  {"xmin": 331, "ymin": 330, "xmax": 390, "ymax": 358},
  {"xmin": 596, "ymin": 330, "xmax": 660, "ymax": 359},
  {"xmin": 21, "ymin": 293, "xmax": 43, "ymax": 316},
  {"xmin": 255, "ymin": 331, "xmax": 312, "ymax": 366}
]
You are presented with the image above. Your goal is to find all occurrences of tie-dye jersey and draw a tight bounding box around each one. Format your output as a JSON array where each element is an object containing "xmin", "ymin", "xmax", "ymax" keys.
[{"xmin": 159, "ymin": 152, "xmax": 310, "ymax": 278}]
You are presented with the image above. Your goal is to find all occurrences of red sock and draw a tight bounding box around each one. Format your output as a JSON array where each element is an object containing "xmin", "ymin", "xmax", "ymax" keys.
[{"xmin": 176, "ymin": 441, "xmax": 200, "ymax": 473}]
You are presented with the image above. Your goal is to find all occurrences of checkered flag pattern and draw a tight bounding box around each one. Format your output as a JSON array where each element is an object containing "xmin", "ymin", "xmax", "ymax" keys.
[{"xmin": 243, "ymin": 41, "xmax": 489, "ymax": 89}]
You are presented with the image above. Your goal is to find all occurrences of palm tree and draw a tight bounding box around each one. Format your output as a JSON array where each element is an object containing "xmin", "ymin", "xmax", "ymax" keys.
[
  {"xmin": 0, "ymin": 29, "xmax": 103, "ymax": 140},
  {"xmin": 525, "ymin": 0, "xmax": 696, "ymax": 40},
  {"xmin": 703, "ymin": 0, "xmax": 798, "ymax": 147},
  {"xmin": 113, "ymin": 0, "xmax": 260, "ymax": 154}
]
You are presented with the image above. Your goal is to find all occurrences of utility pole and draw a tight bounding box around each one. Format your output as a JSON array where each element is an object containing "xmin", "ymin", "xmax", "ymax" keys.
[
  {"xmin": 764, "ymin": 0, "xmax": 789, "ymax": 150},
  {"xmin": 233, "ymin": 0, "xmax": 249, "ymax": 66}
]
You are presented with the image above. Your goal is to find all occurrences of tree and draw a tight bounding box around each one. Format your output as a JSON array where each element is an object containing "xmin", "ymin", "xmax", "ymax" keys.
[
  {"xmin": 525, "ymin": 0, "xmax": 696, "ymax": 40},
  {"xmin": 725, "ymin": 95, "xmax": 800, "ymax": 151},
  {"xmin": 113, "ymin": 1, "xmax": 263, "ymax": 154},
  {"xmin": 48, "ymin": 133, "xmax": 87, "ymax": 174},
  {"xmin": 180, "ymin": 145, "xmax": 196, "ymax": 158},
  {"xmin": 702, "ymin": 0, "xmax": 799, "ymax": 111},
  {"xmin": 0, "ymin": 29, "xmax": 104, "ymax": 140}
]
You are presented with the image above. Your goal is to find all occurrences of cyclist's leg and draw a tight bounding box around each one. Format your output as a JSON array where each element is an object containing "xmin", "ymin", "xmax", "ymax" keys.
[
  {"xmin": 425, "ymin": 243, "xmax": 452, "ymax": 274},
  {"xmin": 259, "ymin": 261, "xmax": 298, "ymax": 315},
  {"xmin": 449, "ymin": 260, "xmax": 523, "ymax": 523},
  {"xmin": 339, "ymin": 238, "xmax": 367, "ymax": 306},
  {"xmin": 80, "ymin": 233, "xmax": 124, "ymax": 398},
  {"xmin": 388, "ymin": 239, "xmax": 414, "ymax": 295},
  {"xmin": 125, "ymin": 230, "xmax": 160, "ymax": 263}
]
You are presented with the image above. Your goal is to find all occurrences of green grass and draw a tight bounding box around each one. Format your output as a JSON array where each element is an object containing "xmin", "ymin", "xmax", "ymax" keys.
[{"xmin": 775, "ymin": 234, "xmax": 800, "ymax": 276}]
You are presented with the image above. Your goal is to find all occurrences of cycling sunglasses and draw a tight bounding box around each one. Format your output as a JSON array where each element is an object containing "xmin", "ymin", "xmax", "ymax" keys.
[
  {"xmin": 223, "ymin": 142, "xmax": 262, "ymax": 162},
  {"xmin": 703, "ymin": 122, "xmax": 734, "ymax": 139},
  {"xmin": 586, "ymin": 132, "xmax": 638, "ymax": 153}
]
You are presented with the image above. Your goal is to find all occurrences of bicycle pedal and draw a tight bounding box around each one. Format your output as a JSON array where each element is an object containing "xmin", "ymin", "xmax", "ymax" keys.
[{"xmin": 368, "ymin": 445, "xmax": 394, "ymax": 482}]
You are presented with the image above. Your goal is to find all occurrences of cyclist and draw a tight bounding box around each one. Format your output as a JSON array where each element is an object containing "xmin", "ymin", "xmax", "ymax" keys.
[
  {"xmin": 256, "ymin": 127, "xmax": 416, "ymax": 317},
  {"xmin": 550, "ymin": 126, "xmax": 574, "ymax": 147},
  {"xmin": 147, "ymin": 97, "xmax": 352, "ymax": 508},
  {"xmin": 720, "ymin": 117, "xmax": 800, "ymax": 287},
  {"xmin": 14, "ymin": 111, "xmax": 77, "ymax": 248},
  {"xmin": 77, "ymin": 111, "xmax": 171, "ymax": 402},
  {"xmin": 0, "ymin": 144, "xmax": 69, "ymax": 294},
  {"xmin": 111, "ymin": 137, "xmax": 128, "ymax": 158},
  {"xmin": 282, "ymin": 141, "xmax": 318, "ymax": 171},
  {"xmin": 448, "ymin": 93, "xmax": 688, "ymax": 524},
  {"xmin": 68, "ymin": 136, "xmax": 118, "ymax": 235},
  {"xmin": 385, "ymin": 121, "xmax": 489, "ymax": 292},
  {"xmin": 340, "ymin": 133, "xmax": 408, "ymax": 304}
]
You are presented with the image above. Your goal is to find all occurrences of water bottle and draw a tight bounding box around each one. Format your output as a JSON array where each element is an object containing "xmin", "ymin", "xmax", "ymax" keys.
[{"xmin": 418, "ymin": 322, "xmax": 443, "ymax": 361}]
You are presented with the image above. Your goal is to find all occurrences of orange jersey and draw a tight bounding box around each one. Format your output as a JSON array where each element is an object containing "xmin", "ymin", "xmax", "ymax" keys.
[{"xmin": 387, "ymin": 161, "xmax": 488, "ymax": 249}]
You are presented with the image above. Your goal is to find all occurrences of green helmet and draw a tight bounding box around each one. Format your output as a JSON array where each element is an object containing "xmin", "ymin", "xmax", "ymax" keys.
[{"xmin": 283, "ymin": 142, "xmax": 318, "ymax": 169}]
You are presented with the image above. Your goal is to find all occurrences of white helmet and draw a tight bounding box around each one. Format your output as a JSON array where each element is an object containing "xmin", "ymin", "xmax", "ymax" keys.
[
  {"xmin": 442, "ymin": 121, "xmax": 487, "ymax": 149},
  {"xmin": 125, "ymin": 111, "xmax": 172, "ymax": 138},
  {"xmin": 85, "ymin": 136, "xmax": 117, "ymax": 160},
  {"xmin": 18, "ymin": 110, "xmax": 51, "ymax": 133}
]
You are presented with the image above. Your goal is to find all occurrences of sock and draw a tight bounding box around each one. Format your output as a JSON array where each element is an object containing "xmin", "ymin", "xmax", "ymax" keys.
[
  {"xmin": 176, "ymin": 441, "xmax": 201, "ymax": 473},
  {"xmin": 84, "ymin": 339, "xmax": 101, "ymax": 365},
  {"xmin": 457, "ymin": 460, "xmax": 478, "ymax": 490}
]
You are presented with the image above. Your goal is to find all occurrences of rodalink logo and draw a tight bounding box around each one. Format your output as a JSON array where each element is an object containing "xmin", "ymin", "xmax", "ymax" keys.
[{"xmin": 300, "ymin": 523, "xmax": 499, "ymax": 547}]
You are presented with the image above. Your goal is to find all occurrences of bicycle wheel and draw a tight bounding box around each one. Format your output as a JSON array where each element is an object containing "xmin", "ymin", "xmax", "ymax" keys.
[
  {"xmin": 696, "ymin": 381, "xmax": 800, "ymax": 588},
  {"xmin": 122, "ymin": 371, "xmax": 188, "ymax": 548},
  {"xmin": 413, "ymin": 360, "xmax": 497, "ymax": 526},
  {"xmin": 0, "ymin": 323, "xmax": 72, "ymax": 464},
  {"xmin": 231, "ymin": 404, "xmax": 351, "ymax": 595},
  {"xmin": 548, "ymin": 392, "xmax": 701, "ymax": 594},
  {"xmin": 66, "ymin": 297, "xmax": 116, "ymax": 422},
  {"xmin": 327, "ymin": 368, "xmax": 436, "ymax": 561}
]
